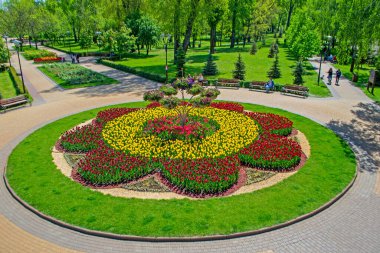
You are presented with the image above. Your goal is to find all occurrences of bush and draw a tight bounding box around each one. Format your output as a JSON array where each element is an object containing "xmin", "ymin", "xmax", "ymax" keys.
[
  {"xmin": 8, "ymin": 66, "xmax": 22, "ymax": 95},
  {"xmin": 100, "ymin": 59, "xmax": 166, "ymax": 83},
  {"xmin": 22, "ymin": 49, "xmax": 56, "ymax": 60}
]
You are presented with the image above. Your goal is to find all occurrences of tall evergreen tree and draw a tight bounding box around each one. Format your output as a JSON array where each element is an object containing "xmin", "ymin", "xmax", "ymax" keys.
[
  {"xmin": 267, "ymin": 54, "xmax": 281, "ymax": 78},
  {"xmin": 233, "ymin": 53, "xmax": 246, "ymax": 80},
  {"xmin": 250, "ymin": 41, "xmax": 257, "ymax": 55},
  {"xmin": 293, "ymin": 61, "xmax": 304, "ymax": 85},
  {"xmin": 176, "ymin": 47, "xmax": 186, "ymax": 77},
  {"xmin": 203, "ymin": 54, "xmax": 218, "ymax": 75}
]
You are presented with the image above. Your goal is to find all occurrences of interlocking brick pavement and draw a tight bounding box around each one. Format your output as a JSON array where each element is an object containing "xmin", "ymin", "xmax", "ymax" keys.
[{"xmin": 0, "ymin": 49, "xmax": 379, "ymax": 253}]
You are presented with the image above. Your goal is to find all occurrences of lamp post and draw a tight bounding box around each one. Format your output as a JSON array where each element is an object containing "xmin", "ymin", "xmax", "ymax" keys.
[
  {"xmin": 95, "ymin": 31, "xmax": 102, "ymax": 57},
  {"xmin": 66, "ymin": 31, "xmax": 71, "ymax": 54},
  {"xmin": 3, "ymin": 35, "xmax": 11, "ymax": 67},
  {"xmin": 13, "ymin": 40, "xmax": 25, "ymax": 93},
  {"xmin": 161, "ymin": 33, "xmax": 171, "ymax": 83}
]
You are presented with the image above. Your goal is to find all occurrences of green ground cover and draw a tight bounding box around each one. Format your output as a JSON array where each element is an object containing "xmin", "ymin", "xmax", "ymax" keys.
[
  {"xmin": 38, "ymin": 63, "xmax": 118, "ymax": 89},
  {"xmin": 6, "ymin": 101, "xmax": 356, "ymax": 237},
  {"xmin": 19, "ymin": 46, "xmax": 56, "ymax": 60},
  {"xmin": 0, "ymin": 70, "xmax": 17, "ymax": 98},
  {"xmin": 46, "ymin": 40, "xmax": 101, "ymax": 54},
  {"xmin": 103, "ymin": 36, "xmax": 330, "ymax": 97},
  {"xmin": 335, "ymin": 63, "xmax": 380, "ymax": 104}
]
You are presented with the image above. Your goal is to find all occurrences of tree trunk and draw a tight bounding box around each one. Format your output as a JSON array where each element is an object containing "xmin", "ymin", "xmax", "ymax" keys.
[
  {"xmin": 350, "ymin": 46, "xmax": 356, "ymax": 72},
  {"xmin": 174, "ymin": 0, "xmax": 181, "ymax": 62},
  {"xmin": 286, "ymin": 1, "xmax": 294, "ymax": 29},
  {"xmin": 73, "ymin": 26, "xmax": 77, "ymax": 43},
  {"xmin": 230, "ymin": 10, "xmax": 237, "ymax": 48},
  {"xmin": 182, "ymin": 0, "xmax": 200, "ymax": 53},
  {"xmin": 192, "ymin": 32, "xmax": 196, "ymax": 48},
  {"xmin": 210, "ymin": 25, "xmax": 217, "ymax": 54}
]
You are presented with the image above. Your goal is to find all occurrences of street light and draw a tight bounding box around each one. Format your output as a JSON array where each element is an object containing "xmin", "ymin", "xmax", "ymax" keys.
[
  {"xmin": 2, "ymin": 35, "xmax": 11, "ymax": 67},
  {"xmin": 13, "ymin": 40, "xmax": 25, "ymax": 94},
  {"xmin": 66, "ymin": 31, "xmax": 72, "ymax": 53},
  {"xmin": 161, "ymin": 33, "xmax": 171, "ymax": 83},
  {"xmin": 95, "ymin": 31, "xmax": 102, "ymax": 57}
]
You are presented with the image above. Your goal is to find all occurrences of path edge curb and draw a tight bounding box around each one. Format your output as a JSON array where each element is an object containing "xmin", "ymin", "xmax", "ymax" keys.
[{"xmin": 3, "ymin": 163, "xmax": 357, "ymax": 242}]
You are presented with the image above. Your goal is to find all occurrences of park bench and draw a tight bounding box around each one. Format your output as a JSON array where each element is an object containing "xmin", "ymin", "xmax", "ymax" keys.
[
  {"xmin": 0, "ymin": 95, "xmax": 31, "ymax": 112},
  {"xmin": 281, "ymin": 85, "xmax": 309, "ymax": 98},
  {"xmin": 215, "ymin": 78, "xmax": 240, "ymax": 89},
  {"xmin": 249, "ymin": 81, "xmax": 271, "ymax": 92}
]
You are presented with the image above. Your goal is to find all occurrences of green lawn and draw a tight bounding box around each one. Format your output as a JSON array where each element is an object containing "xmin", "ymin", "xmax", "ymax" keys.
[
  {"xmin": 0, "ymin": 70, "xmax": 18, "ymax": 98},
  {"xmin": 46, "ymin": 39, "xmax": 101, "ymax": 54},
  {"xmin": 335, "ymin": 63, "xmax": 380, "ymax": 104},
  {"xmin": 38, "ymin": 63, "xmax": 118, "ymax": 89},
  {"xmin": 106, "ymin": 36, "xmax": 330, "ymax": 97},
  {"xmin": 6, "ymin": 101, "xmax": 356, "ymax": 237}
]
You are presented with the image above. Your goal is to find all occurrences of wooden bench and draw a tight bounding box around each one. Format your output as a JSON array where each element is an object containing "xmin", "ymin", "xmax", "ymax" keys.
[
  {"xmin": 281, "ymin": 85, "xmax": 309, "ymax": 98},
  {"xmin": 249, "ymin": 81, "xmax": 270, "ymax": 92},
  {"xmin": 0, "ymin": 95, "xmax": 31, "ymax": 112},
  {"xmin": 215, "ymin": 78, "xmax": 240, "ymax": 89}
]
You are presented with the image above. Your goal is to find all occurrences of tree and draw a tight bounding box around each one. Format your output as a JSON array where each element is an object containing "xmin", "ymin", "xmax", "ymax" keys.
[
  {"xmin": 79, "ymin": 30, "xmax": 93, "ymax": 50},
  {"xmin": 115, "ymin": 25, "xmax": 135, "ymax": 59},
  {"xmin": 182, "ymin": 0, "xmax": 201, "ymax": 53},
  {"xmin": 137, "ymin": 16, "xmax": 160, "ymax": 55},
  {"xmin": 233, "ymin": 53, "xmax": 246, "ymax": 80},
  {"xmin": 229, "ymin": 0, "xmax": 254, "ymax": 48},
  {"xmin": 267, "ymin": 54, "xmax": 281, "ymax": 78},
  {"xmin": 203, "ymin": 54, "xmax": 218, "ymax": 75},
  {"xmin": 293, "ymin": 61, "xmax": 304, "ymax": 85},
  {"xmin": 100, "ymin": 29, "xmax": 117, "ymax": 56},
  {"xmin": 0, "ymin": 39, "xmax": 8, "ymax": 63},
  {"xmin": 176, "ymin": 47, "xmax": 186, "ymax": 77},
  {"xmin": 250, "ymin": 41, "xmax": 257, "ymax": 55},
  {"xmin": 206, "ymin": 0, "xmax": 228, "ymax": 54},
  {"xmin": 143, "ymin": 82, "xmax": 220, "ymax": 127}
]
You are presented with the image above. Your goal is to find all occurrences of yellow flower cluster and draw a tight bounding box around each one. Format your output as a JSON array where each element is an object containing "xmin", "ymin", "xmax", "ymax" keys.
[{"xmin": 102, "ymin": 107, "xmax": 259, "ymax": 159}]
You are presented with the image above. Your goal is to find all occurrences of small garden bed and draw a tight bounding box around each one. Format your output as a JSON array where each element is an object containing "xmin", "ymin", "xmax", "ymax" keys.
[{"xmin": 38, "ymin": 63, "xmax": 118, "ymax": 89}]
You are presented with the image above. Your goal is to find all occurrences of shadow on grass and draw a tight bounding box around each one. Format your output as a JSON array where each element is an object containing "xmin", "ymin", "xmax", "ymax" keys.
[{"xmin": 326, "ymin": 102, "xmax": 380, "ymax": 173}]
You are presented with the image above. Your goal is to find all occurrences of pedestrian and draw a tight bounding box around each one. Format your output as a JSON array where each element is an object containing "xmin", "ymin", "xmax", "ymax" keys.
[
  {"xmin": 71, "ymin": 54, "xmax": 75, "ymax": 64},
  {"xmin": 265, "ymin": 77, "xmax": 274, "ymax": 93},
  {"xmin": 327, "ymin": 68, "xmax": 333, "ymax": 85},
  {"xmin": 335, "ymin": 69, "xmax": 342, "ymax": 85},
  {"xmin": 76, "ymin": 54, "xmax": 80, "ymax": 64}
]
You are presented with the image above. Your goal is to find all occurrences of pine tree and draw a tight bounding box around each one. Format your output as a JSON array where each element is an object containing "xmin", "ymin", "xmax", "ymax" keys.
[
  {"xmin": 233, "ymin": 53, "xmax": 246, "ymax": 80},
  {"xmin": 293, "ymin": 61, "xmax": 304, "ymax": 85},
  {"xmin": 250, "ymin": 41, "xmax": 257, "ymax": 55},
  {"xmin": 176, "ymin": 47, "xmax": 186, "ymax": 77},
  {"xmin": 267, "ymin": 54, "xmax": 281, "ymax": 78},
  {"xmin": 202, "ymin": 53, "xmax": 218, "ymax": 75},
  {"xmin": 268, "ymin": 44, "xmax": 275, "ymax": 58}
]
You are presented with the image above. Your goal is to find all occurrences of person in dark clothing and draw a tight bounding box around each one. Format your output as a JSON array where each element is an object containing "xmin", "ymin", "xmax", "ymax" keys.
[
  {"xmin": 76, "ymin": 54, "xmax": 80, "ymax": 63},
  {"xmin": 335, "ymin": 69, "xmax": 342, "ymax": 85}
]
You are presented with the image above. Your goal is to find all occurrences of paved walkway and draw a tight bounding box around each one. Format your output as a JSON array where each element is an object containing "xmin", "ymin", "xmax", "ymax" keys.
[{"xmin": 0, "ymin": 47, "xmax": 379, "ymax": 253}]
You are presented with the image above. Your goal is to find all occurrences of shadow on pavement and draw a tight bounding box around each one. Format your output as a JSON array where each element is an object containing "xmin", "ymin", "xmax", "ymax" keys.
[{"xmin": 326, "ymin": 102, "xmax": 380, "ymax": 173}]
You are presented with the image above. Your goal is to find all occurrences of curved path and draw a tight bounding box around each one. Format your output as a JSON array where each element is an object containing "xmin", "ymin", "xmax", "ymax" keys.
[{"xmin": 1, "ymin": 47, "xmax": 379, "ymax": 253}]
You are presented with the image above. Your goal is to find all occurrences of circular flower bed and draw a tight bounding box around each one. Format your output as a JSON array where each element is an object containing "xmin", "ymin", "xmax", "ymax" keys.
[{"xmin": 58, "ymin": 102, "xmax": 303, "ymax": 195}]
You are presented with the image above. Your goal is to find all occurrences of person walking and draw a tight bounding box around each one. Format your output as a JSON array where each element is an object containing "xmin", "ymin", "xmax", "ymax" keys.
[
  {"xmin": 76, "ymin": 54, "xmax": 80, "ymax": 64},
  {"xmin": 327, "ymin": 68, "xmax": 333, "ymax": 85},
  {"xmin": 335, "ymin": 69, "xmax": 342, "ymax": 85}
]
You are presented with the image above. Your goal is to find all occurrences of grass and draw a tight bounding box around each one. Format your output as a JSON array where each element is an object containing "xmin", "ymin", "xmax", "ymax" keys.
[
  {"xmin": 6, "ymin": 101, "xmax": 356, "ymax": 237},
  {"xmin": 106, "ymin": 35, "xmax": 330, "ymax": 97},
  {"xmin": 38, "ymin": 63, "xmax": 118, "ymax": 89},
  {"xmin": 0, "ymin": 70, "xmax": 18, "ymax": 98},
  {"xmin": 46, "ymin": 39, "xmax": 101, "ymax": 54},
  {"xmin": 335, "ymin": 63, "xmax": 380, "ymax": 104}
]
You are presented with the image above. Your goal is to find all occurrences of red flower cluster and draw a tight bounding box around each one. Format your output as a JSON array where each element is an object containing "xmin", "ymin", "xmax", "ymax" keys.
[
  {"xmin": 60, "ymin": 124, "xmax": 103, "ymax": 152},
  {"xmin": 210, "ymin": 102, "xmax": 244, "ymax": 113},
  {"xmin": 239, "ymin": 133, "xmax": 302, "ymax": 170},
  {"xmin": 144, "ymin": 115, "xmax": 218, "ymax": 141},
  {"xmin": 146, "ymin": 101, "xmax": 161, "ymax": 108},
  {"xmin": 77, "ymin": 145, "xmax": 154, "ymax": 185},
  {"xmin": 160, "ymin": 155, "xmax": 240, "ymax": 194},
  {"xmin": 95, "ymin": 108, "xmax": 140, "ymax": 126},
  {"xmin": 34, "ymin": 56, "xmax": 63, "ymax": 63},
  {"xmin": 245, "ymin": 112, "xmax": 293, "ymax": 136}
]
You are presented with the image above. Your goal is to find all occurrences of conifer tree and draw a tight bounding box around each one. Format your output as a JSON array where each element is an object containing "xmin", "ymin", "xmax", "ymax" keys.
[
  {"xmin": 250, "ymin": 41, "xmax": 257, "ymax": 55},
  {"xmin": 293, "ymin": 61, "xmax": 304, "ymax": 85},
  {"xmin": 267, "ymin": 54, "xmax": 281, "ymax": 78},
  {"xmin": 268, "ymin": 43, "xmax": 275, "ymax": 58},
  {"xmin": 176, "ymin": 47, "xmax": 186, "ymax": 77},
  {"xmin": 233, "ymin": 54, "xmax": 246, "ymax": 80},
  {"xmin": 202, "ymin": 53, "xmax": 218, "ymax": 75}
]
